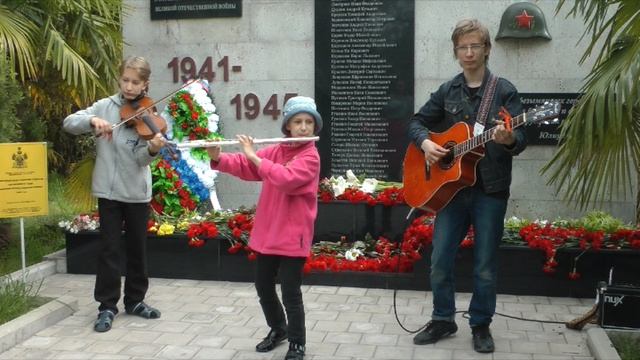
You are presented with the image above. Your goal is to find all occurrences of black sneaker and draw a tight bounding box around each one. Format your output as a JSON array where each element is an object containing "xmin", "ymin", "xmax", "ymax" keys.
[
  {"xmin": 285, "ymin": 342, "xmax": 305, "ymax": 360},
  {"xmin": 413, "ymin": 320, "xmax": 458, "ymax": 345},
  {"xmin": 472, "ymin": 325, "xmax": 495, "ymax": 353},
  {"xmin": 255, "ymin": 328, "xmax": 287, "ymax": 352}
]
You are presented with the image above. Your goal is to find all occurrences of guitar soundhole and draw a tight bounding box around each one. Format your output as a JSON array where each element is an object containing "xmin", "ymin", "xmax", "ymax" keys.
[{"xmin": 438, "ymin": 142, "xmax": 456, "ymax": 170}]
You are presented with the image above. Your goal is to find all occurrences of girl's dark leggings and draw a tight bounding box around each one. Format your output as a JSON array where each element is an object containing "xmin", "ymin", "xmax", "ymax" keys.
[{"xmin": 255, "ymin": 253, "xmax": 306, "ymax": 345}]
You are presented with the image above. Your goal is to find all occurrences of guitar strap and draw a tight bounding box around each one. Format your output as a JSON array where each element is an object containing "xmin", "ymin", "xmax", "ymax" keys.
[{"xmin": 475, "ymin": 74, "xmax": 498, "ymax": 126}]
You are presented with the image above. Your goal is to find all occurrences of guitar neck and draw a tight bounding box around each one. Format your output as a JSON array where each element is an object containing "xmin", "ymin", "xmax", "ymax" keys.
[{"xmin": 454, "ymin": 113, "xmax": 526, "ymax": 156}]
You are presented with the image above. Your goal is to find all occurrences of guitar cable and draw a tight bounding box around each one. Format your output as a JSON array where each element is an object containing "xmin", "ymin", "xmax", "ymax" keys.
[{"xmin": 391, "ymin": 208, "xmax": 565, "ymax": 335}]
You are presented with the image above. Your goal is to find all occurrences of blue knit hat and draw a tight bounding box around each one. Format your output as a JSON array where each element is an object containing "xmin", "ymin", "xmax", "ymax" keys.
[{"xmin": 281, "ymin": 96, "xmax": 323, "ymax": 136}]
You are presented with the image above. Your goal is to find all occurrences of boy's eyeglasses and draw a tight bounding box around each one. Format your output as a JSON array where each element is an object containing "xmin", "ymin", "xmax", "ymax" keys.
[{"xmin": 455, "ymin": 44, "xmax": 485, "ymax": 53}]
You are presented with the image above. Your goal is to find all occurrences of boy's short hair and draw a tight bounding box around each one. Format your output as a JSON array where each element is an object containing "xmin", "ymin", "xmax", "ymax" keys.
[{"xmin": 451, "ymin": 18, "xmax": 491, "ymax": 61}]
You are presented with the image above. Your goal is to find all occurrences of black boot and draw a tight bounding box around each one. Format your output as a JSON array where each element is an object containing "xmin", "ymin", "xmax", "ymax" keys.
[{"xmin": 284, "ymin": 342, "xmax": 305, "ymax": 360}]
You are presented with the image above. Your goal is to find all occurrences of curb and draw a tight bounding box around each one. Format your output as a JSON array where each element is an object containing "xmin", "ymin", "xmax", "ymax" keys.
[
  {"xmin": 587, "ymin": 327, "xmax": 621, "ymax": 360},
  {"xmin": 0, "ymin": 295, "xmax": 77, "ymax": 353},
  {"xmin": 1, "ymin": 258, "xmax": 57, "ymax": 285},
  {"xmin": 43, "ymin": 249, "xmax": 67, "ymax": 274}
]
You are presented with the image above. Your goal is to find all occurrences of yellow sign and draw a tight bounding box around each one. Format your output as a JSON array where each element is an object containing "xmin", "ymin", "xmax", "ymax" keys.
[{"xmin": 0, "ymin": 142, "xmax": 48, "ymax": 218}]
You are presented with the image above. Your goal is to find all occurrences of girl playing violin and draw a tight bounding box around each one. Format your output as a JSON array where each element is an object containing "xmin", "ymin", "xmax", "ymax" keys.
[{"xmin": 63, "ymin": 56, "xmax": 164, "ymax": 332}]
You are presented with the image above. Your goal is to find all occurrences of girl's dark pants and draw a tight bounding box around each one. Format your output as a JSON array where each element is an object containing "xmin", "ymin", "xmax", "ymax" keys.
[
  {"xmin": 255, "ymin": 253, "xmax": 306, "ymax": 345},
  {"xmin": 94, "ymin": 198, "xmax": 150, "ymax": 313}
]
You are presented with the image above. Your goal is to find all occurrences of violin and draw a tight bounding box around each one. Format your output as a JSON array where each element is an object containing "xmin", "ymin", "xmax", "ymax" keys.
[
  {"xmin": 119, "ymin": 95, "xmax": 179, "ymax": 159},
  {"xmin": 120, "ymin": 95, "xmax": 167, "ymax": 140}
]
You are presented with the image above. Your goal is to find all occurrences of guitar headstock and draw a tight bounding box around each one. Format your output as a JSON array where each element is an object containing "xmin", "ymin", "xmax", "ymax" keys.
[{"xmin": 525, "ymin": 101, "xmax": 561, "ymax": 125}]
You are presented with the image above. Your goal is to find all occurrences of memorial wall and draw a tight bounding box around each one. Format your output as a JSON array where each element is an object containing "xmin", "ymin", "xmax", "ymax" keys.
[
  {"xmin": 315, "ymin": 0, "xmax": 414, "ymax": 181},
  {"xmin": 122, "ymin": 0, "xmax": 634, "ymax": 221}
]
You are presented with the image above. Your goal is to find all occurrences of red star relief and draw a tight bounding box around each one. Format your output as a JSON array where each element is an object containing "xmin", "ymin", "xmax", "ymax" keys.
[{"xmin": 515, "ymin": 10, "xmax": 534, "ymax": 29}]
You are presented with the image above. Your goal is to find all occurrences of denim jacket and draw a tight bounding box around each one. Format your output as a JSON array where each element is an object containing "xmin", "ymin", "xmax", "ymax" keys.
[{"xmin": 407, "ymin": 70, "xmax": 526, "ymax": 195}]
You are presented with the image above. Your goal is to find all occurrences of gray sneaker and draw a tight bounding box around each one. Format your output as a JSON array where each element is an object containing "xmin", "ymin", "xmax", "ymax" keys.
[{"xmin": 94, "ymin": 310, "xmax": 115, "ymax": 332}]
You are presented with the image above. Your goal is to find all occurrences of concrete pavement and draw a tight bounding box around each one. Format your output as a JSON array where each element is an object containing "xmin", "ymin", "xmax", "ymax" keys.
[{"xmin": 0, "ymin": 269, "xmax": 599, "ymax": 360}]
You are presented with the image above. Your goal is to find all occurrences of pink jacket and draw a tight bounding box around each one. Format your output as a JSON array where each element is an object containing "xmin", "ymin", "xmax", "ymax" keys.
[{"xmin": 210, "ymin": 141, "xmax": 320, "ymax": 257}]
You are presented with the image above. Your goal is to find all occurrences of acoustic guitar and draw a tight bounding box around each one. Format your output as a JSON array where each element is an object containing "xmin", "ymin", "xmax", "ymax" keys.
[{"xmin": 402, "ymin": 101, "xmax": 561, "ymax": 212}]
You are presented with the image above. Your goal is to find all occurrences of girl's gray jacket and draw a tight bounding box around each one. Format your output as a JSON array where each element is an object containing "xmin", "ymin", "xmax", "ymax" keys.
[{"xmin": 63, "ymin": 94, "xmax": 159, "ymax": 203}]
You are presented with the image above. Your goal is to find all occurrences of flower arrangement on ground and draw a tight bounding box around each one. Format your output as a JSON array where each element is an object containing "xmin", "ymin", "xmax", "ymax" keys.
[
  {"xmin": 306, "ymin": 212, "xmax": 473, "ymax": 274},
  {"xmin": 61, "ymin": 205, "xmax": 640, "ymax": 278},
  {"xmin": 306, "ymin": 210, "xmax": 640, "ymax": 276},
  {"xmin": 503, "ymin": 212, "xmax": 640, "ymax": 279},
  {"xmin": 317, "ymin": 170, "xmax": 404, "ymax": 206},
  {"xmin": 146, "ymin": 207, "xmax": 255, "ymax": 254}
]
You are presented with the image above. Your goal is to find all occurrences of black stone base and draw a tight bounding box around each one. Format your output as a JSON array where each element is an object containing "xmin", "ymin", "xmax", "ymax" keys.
[
  {"xmin": 65, "ymin": 232, "xmax": 639, "ymax": 298},
  {"xmin": 314, "ymin": 202, "xmax": 412, "ymax": 242}
]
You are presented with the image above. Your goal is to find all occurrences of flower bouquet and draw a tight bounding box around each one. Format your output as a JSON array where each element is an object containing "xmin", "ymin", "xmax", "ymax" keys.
[
  {"xmin": 318, "ymin": 170, "xmax": 404, "ymax": 206},
  {"xmin": 58, "ymin": 213, "xmax": 100, "ymax": 233},
  {"xmin": 305, "ymin": 233, "xmax": 424, "ymax": 273}
]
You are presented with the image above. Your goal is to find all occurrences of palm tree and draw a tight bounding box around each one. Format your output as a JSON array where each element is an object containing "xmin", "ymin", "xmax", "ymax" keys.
[
  {"xmin": 1, "ymin": 0, "xmax": 123, "ymax": 210},
  {"xmin": 542, "ymin": 0, "xmax": 640, "ymax": 224},
  {"xmin": 0, "ymin": 55, "xmax": 24, "ymax": 250},
  {"xmin": 0, "ymin": 0, "xmax": 123, "ymax": 118}
]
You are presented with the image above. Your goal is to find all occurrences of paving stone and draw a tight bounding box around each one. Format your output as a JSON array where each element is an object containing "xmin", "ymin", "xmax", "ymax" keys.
[
  {"xmin": 511, "ymin": 340, "xmax": 551, "ymax": 354},
  {"xmin": 152, "ymin": 333, "xmax": 196, "ymax": 346},
  {"xmin": 323, "ymin": 332, "xmax": 362, "ymax": 344},
  {"xmin": 306, "ymin": 341, "xmax": 338, "ymax": 356},
  {"xmin": 361, "ymin": 333, "xmax": 398, "ymax": 346},
  {"xmin": 306, "ymin": 310, "xmax": 339, "ymax": 321},
  {"xmin": 336, "ymin": 287, "xmax": 367, "ymax": 296},
  {"xmin": 412, "ymin": 346, "xmax": 454, "ymax": 359},
  {"xmin": 348, "ymin": 322, "xmax": 384, "ymax": 334},
  {"xmin": 188, "ymin": 335, "xmax": 230, "ymax": 348},
  {"xmin": 335, "ymin": 343, "xmax": 376, "ymax": 358},
  {"xmin": 314, "ymin": 320, "xmax": 350, "ymax": 332},
  {"xmin": 372, "ymin": 344, "xmax": 413, "ymax": 359},
  {"xmin": 493, "ymin": 352, "xmax": 533, "ymax": 359},
  {"xmin": 357, "ymin": 304, "xmax": 390, "ymax": 314},
  {"xmin": 192, "ymin": 347, "xmax": 237, "ymax": 359},
  {"xmin": 155, "ymin": 344, "xmax": 200, "ymax": 359}
]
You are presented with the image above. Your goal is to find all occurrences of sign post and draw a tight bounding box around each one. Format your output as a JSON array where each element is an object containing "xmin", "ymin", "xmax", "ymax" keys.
[{"xmin": 0, "ymin": 142, "xmax": 48, "ymax": 280}]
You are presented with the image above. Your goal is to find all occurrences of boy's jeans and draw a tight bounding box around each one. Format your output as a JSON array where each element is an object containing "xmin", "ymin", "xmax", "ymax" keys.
[{"xmin": 429, "ymin": 186, "xmax": 508, "ymax": 327}]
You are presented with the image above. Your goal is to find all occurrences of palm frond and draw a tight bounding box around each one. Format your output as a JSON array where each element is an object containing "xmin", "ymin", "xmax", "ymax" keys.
[
  {"xmin": 0, "ymin": 5, "xmax": 38, "ymax": 80},
  {"xmin": 542, "ymin": 36, "xmax": 640, "ymax": 209},
  {"xmin": 65, "ymin": 156, "xmax": 97, "ymax": 212},
  {"xmin": 557, "ymin": 0, "xmax": 640, "ymax": 65},
  {"xmin": 43, "ymin": 22, "xmax": 101, "ymax": 105}
]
